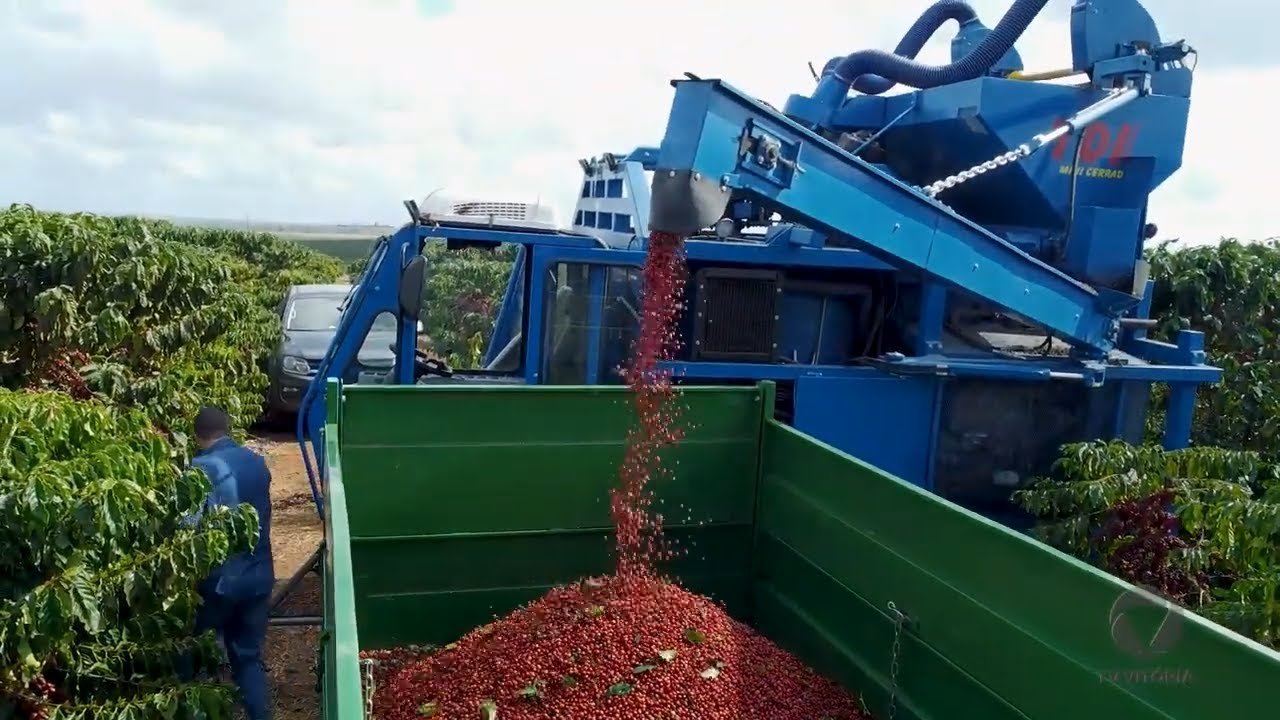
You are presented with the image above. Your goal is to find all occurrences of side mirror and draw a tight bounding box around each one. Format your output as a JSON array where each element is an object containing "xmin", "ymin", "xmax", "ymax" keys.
[{"xmin": 399, "ymin": 255, "xmax": 427, "ymax": 317}]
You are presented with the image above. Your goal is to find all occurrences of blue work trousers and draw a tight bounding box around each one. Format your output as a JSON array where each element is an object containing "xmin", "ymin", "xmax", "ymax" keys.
[{"xmin": 193, "ymin": 587, "xmax": 272, "ymax": 720}]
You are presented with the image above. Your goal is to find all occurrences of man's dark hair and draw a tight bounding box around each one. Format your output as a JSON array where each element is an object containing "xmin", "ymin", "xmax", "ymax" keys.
[{"xmin": 193, "ymin": 405, "xmax": 232, "ymax": 442}]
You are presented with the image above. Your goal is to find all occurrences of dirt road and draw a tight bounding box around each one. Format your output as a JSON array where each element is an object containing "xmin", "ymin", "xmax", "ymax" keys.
[{"xmin": 247, "ymin": 431, "xmax": 324, "ymax": 720}]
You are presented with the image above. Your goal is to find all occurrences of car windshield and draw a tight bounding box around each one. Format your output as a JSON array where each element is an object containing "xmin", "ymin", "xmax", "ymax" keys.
[
  {"xmin": 286, "ymin": 294, "xmax": 401, "ymax": 334},
  {"xmin": 286, "ymin": 297, "xmax": 343, "ymax": 331}
]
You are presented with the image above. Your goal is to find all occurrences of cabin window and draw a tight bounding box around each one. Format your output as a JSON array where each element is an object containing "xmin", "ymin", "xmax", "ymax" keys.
[
  {"xmin": 345, "ymin": 310, "xmax": 398, "ymax": 385},
  {"xmin": 543, "ymin": 262, "xmax": 593, "ymax": 384},
  {"xmin": 598, "ymin": 266, "xmax": 642, "ymax": 384},
  {"xmin": 419, "ymin": 243, "xmax": 522, "ymax": 372}
]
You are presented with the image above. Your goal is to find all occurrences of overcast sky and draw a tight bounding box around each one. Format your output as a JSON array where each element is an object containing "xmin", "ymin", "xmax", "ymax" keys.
[{"xmin": 0, "ymin": 0, "xmax": 1269, "ymax": 245}]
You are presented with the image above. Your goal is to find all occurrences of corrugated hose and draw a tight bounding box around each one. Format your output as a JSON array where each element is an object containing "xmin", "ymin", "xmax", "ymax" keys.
[{"xmin": 825, "ymin": 0, "xmax": 1049, "ymax": 94}]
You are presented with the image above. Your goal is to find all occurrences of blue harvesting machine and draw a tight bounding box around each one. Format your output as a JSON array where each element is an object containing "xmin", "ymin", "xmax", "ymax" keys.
[{"xmin": 295, "ymin": 0, "xmax": 1217, "ymax": 526}]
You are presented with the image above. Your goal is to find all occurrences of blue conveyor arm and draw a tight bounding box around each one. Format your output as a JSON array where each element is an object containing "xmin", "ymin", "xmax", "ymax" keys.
[{"xmin": 648, "ymin": 78, "xmax": 1125, "ymax": 357}]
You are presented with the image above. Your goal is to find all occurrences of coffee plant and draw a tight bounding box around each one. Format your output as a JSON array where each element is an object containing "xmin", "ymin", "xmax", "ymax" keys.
[
  {"xmin": 0, "ymin": 205, "xmax": 341, "ymax": 718},
  {"xmin": 126, "ymin": 217, "xmax": 345, "ymax": 320},
  {"xmin": 0, "ymin": 205, "xmax": 342, "ymax": 448},
  {"xmin": 0, "ymin": 389, "xmax": 258, "ymax": 719},
  {"xmin": 1146, "ymin": 238, "xmax": 1280, "ymax": 456},
  {"xmin": 1014, "ymin": 441, "xmax": 1280, "ymax": 647},
  {"xmin": 1006, "ymin": 239, "xmax": 1280, "ymax": 651}
]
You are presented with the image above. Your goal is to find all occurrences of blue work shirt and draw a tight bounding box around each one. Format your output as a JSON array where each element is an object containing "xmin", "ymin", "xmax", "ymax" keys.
[{"xmin": 189, "ymin": 436, "xmax": 275, "ymax": 599}]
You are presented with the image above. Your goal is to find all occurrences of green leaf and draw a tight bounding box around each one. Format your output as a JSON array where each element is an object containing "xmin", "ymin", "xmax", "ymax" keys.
[
  {"xmin": 683, "ymin": 628, "xmax": 706, "ymax": 645},
  {"xmin": 606, "ymin": 683, "xmax": 633, "ymax": 697}
]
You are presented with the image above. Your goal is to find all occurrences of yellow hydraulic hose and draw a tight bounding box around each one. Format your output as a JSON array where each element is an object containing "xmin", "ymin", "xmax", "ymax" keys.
[{"xmin": 1007, "ymin": 68, "xmax": 1077, "ymax": 81}]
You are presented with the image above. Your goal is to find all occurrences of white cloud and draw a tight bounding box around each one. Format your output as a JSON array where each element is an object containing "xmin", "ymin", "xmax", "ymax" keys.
[{"xmin": 0, "ymin": 0, "xmax": 1270, "ymax": 245}]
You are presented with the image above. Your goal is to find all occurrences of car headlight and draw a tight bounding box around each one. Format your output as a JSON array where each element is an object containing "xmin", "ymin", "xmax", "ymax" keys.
[{"xmin": 281, "ymin": 355, "xmax": 311, "ymax": 375}]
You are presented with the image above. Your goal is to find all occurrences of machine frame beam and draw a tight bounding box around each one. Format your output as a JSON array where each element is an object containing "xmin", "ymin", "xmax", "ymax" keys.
[{"xmin": 649, "ymin": 77, "xmax": 1127, "ymax": 359}]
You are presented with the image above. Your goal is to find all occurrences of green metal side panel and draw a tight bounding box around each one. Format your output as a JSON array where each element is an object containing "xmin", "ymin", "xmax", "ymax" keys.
[
  {"xmin": 320, "ymin": 380, "xmax": 364, "ymax": 720},
  {"xmin": 753, "ymin": 420, "xmax": 1280, "ymax": 720},
  {"xmin": 336, "ymin": 384, "xmax": 764, "ymax": 649}
]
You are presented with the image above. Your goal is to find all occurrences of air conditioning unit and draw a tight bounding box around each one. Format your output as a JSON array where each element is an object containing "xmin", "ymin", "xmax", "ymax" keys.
[{"xmin": 415, "ymin": 190, "xmax": 562, "ymax": 231}]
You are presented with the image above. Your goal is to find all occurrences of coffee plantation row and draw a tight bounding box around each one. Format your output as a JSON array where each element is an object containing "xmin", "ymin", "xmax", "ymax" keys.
[
  {"xmin": 2, "ymin": 199, "xmax": 1279, "ymax": 718},
  {"xmin": 1016, "ymin": 240, "xmax": 1280, "ymax": 649},
  {"xmin": 0, "ymin": 204, "xmax": 344, "ymax": 719}
]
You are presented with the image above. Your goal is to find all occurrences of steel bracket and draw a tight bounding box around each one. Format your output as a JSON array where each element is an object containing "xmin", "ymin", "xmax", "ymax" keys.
[{"xmin": 737, "ymin": 122, "xmax": 803, "ymax": 188}]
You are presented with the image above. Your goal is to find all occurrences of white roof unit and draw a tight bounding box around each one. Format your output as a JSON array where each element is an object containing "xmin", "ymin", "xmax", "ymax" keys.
[{"xmin": 415, "ymin": 190, "xmax": 562, "ymax": 231}]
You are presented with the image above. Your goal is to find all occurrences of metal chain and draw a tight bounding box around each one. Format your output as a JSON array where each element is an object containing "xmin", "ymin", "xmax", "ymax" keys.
[
  {"xmin": 361, "ymin": 657, "xmax": 377, "ymax": 720},
  {"xmin": 886, "ymin": 601, "xmax": 907, "ymax": 720},
  {"xmin": 918, "ymin": 86, "xmax": 1135, "ymax": 199},
  {"xmin": 919, "ymin": 145, "xmax": 1031, "ymax": 198}
]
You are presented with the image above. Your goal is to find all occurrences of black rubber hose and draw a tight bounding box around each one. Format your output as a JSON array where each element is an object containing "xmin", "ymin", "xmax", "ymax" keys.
[
  {"xmin": 830, "ymin": 0, "xmax": 1048, "ymax": 93},
  {"xmin": 847, "ymin": 0, "xmax": 981, "ymax": 95}
]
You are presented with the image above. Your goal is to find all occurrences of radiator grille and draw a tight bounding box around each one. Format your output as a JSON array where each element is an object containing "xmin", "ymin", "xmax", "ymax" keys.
[{"xmin": 693, "ymin": 269, "xmax": 779, "ymax": 362}]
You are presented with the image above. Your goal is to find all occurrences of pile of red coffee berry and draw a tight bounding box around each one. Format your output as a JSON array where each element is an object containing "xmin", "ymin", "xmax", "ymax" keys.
[{"xmin": 360, "ymin": 232, "xmax": 867, "ymax": 719}]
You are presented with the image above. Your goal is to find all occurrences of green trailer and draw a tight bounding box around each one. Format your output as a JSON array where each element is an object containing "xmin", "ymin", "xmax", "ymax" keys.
[{"xmin": 317, "ymin": 380, "xmax": 1280, "ymax": 720}]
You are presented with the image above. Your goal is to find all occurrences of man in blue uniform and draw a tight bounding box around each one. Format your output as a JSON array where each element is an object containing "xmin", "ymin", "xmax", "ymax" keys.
[{"xmin": 188, "ymin": 405, "xmax": 275, "ymax": 720}]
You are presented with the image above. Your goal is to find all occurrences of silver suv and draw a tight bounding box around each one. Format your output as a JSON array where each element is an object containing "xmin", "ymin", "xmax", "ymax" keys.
[{"xmin": 266, "ymin": 284, "xmax": 398, "ymax": 416}]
